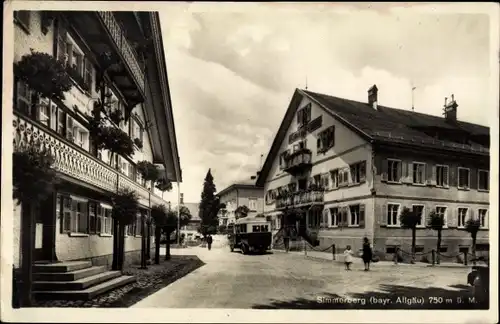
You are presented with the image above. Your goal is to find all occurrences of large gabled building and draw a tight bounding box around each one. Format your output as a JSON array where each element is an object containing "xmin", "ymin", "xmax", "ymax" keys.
[
  {"xmin": 256, "ymin": 85, "xmax": 490, "ymax": 260},
  {"xmin": 11, "ymin": 10, "xmax": 182, "ymax": 296}
]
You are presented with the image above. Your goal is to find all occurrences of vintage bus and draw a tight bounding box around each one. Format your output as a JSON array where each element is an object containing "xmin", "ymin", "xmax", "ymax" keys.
[{"xmin": 227, "ymin": 216, "xmax": 272, "ymax": 254}]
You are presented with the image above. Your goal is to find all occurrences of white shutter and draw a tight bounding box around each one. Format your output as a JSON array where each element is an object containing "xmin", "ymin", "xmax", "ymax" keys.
[{"xmin": 66, "ymin": 115, "xmax": 74, "ymax": 141}]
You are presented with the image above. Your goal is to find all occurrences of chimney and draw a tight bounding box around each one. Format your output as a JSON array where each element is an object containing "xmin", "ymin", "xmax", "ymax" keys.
[
  {"xmin": 443, "ymin": 94, "xmax": 458, "ymax": 122},
  {"xmin": 368, "ymin": 84, "xmax": 378, "ymax": 110}
]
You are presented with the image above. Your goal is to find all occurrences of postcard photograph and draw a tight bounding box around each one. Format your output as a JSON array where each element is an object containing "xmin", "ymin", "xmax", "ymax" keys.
[{"xmin": 1, "ymin": 1, "xmax": 498, "ymax": 323}]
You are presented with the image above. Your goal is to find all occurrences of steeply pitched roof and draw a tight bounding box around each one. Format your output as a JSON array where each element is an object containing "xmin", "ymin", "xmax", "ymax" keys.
[
  {"xmin": 217, "ymin": 177, "xmax": 261, "ymax": 197},
  {"xmin": 256, "ymin": 88, "xmax": 490, "ymax": 187}
]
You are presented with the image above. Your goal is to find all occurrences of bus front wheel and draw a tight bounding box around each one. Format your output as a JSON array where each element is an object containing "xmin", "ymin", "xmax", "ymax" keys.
[{"xmin": 241, "ymin": 244, "xmax": 248, "ymax": 255}]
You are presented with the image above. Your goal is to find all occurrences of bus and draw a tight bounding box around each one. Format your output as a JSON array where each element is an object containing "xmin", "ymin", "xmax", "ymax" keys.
[{"xmin": 228, "ymin": 216, "xmax": 272, "ymax": 254}]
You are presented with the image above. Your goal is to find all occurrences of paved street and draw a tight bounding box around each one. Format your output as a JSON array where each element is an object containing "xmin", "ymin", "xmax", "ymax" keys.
[{"xmin": 132, "ymin": 243, "xmax": 477, "ymax": 309}]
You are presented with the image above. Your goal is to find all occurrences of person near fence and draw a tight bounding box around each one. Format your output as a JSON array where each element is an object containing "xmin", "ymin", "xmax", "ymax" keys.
[
  {"xmin": 362, "ymin": 237, "xmax": 373, "ymax": 271},
  {"xmin": 206, "ymin": 234, "xmax": 213, "ymax": 251},
  {"xmin": 343, "ymin": 245, "xmax": 354, "ymax": 270}
]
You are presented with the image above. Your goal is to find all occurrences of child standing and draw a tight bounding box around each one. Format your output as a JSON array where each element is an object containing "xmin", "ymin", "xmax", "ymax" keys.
[{"xmin": 344, "ymin": 245, "xmax": 354, "ymax": 270}]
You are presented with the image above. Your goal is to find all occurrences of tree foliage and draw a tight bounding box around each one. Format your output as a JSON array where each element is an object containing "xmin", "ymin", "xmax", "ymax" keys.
[
  {"xmin": 14, "ymin": 49, "xmax": 73, "ymax": 100},
  {"xmin": 151, "ymin": 204, "xmax": 168, "ymax": 227},
  {"xmin": 428, "ymin": 210, "xmax": 445, "ymax": 230},
  {"xmin": 111, "ymin": 188, "xmax": 139, "ymax": 225},
  {"xmin": 136, "ymin": 161, "xmax": 159, "ymax": 182},
  {"xmin": 465, "ymin": 218, "xmax": 481, "ymax": 237},
  {"xmin": 198, "ymin": 169, "xmax": 221, "ymax": 236},
  {"xmin": 235, "ymin": 205, "xmax": 250, "ymax": 219},
  {"xmin": 163, "ymin": 205, "xmax": 192, "ymax": 234},
  {"xmin": 400, "ymin": 207, "xmax": 420, "ymax": 229},
  {"xmin": 155, "ymin": 177, "xmax": 173, "ymax": 192},
  {"xmin": 13, "ymin": 146, "xmax": 57, "ymax": 205}
]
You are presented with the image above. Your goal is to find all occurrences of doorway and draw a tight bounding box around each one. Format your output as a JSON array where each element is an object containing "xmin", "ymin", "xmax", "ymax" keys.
[{"xmin": 33, "ymin": 193, "xmax": 57, "ymax": 263}]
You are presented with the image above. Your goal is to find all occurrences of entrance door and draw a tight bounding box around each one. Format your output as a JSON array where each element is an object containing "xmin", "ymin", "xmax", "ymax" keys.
[{"xmin": 33, "ymin": 193, "xmax": 57, "ymax": 262}]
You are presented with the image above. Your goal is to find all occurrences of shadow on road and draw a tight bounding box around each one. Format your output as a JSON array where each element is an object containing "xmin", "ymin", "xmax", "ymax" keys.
[{"xmin": 252, "ymin": 284, "xmax": 488, "ymax": 310}]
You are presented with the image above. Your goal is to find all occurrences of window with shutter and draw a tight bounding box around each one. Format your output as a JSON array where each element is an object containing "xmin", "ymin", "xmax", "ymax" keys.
[
  {"xmin": 381, "ymin": 159, "xmax": 389, "ymax": 181},
  {"xmin": 57, "ymin": 19, "xmax": 68, "ymax": 62},
  {"xmin": 458, "ymin": 168, "xmax": 470, "ymax": 189},
  {"xmin": 66, "ymin": 115, "xmax": 74, "ymax": 141},
  {"xmin": 478, "ymin": 170, "xmax": 489, "ymax": 191},
  {"xmin": 84, "ymin": 58, "xmax": 93, "ymax": 91},
  {"xmin": 359, "ymin": 204, "xmax": 365, "ymax": 228},
  {"xmin": 436, "ymin": 165, "xmax": 449, "ymax": 187},
  {"xmin": 380, "ymin": 204, "xmax": 388, "ymax": 227}
]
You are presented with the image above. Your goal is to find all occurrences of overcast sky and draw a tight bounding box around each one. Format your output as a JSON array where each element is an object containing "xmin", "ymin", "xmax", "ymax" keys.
[{"xmin": 157, "ymin": 2, "xmax": 495, "ymax": 204}]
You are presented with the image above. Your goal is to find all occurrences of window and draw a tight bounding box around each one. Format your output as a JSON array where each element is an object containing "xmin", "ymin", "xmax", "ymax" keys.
[
  {"xmin": 350, "ymin": 161, "xmax": 366, "ymax": 184},
  {"xmin": 338, "ymin": 168, "xmax": 349, "ymax": 187},
  {"xmin": 478, "ymin": 209, "xmax": 488, "ymax": 229},
  {"xmin": 412, "ymin": 162, "xmax": 426, "ymax": 184},
  {"xmin": 61, "ymin": 196, "xmax": 72, "ymax": 233},
  {"xmin": 348, "ymin": 205, "xmax": 361, "ymax": 226},
  {"xmin": 89, "ymin": 202, "xmax": 97, "ymax": 234},
  {"xmin": 387, "ymin": 204, "xmax": 400, "ymax": 227},
  {"xmin": 435, "ymin": 206, "xmax": 447, "ymax": 227},
  {"xmin": 297, "ymin": 103, "xmax": 311, "ymax": 127},
  {"xmin": 135, "ymin": 214, "xmax": 142, "ymax": 236},
  {"xmin": 412, "ymin": 205, "xmax": 425, "ymax": 227},
  {"xmin": 14, "ymin": 11, "xmax": 31, "ymax": 31},
  {"xmin": 478, "ymin": 170, "xmax": 489, "ymax": 191},
  {"xmin": 458, "ymin": 168, "xmax": 470, "ymax": 189},
  {"xmin": 457, "ymin": 208, "xmax": 469, "ymax": 228},
  {"xmin": 260, "ymin": 225, "xmax": 269, "ymax": 232},
  {"xmin": 57, "ymin": 110, "xmax": 66, "ymax": 136},
  {"xmin": 249, "ymin": 198, "xmax": 257, "ymax": 211},
  {"xmin": 321, "ymin": 209, "xmax": 330, "ymax": 228},
  {"xmin": 130, "ymin": 118, "xmax": 144, "ymax": 145},
  {"xmin": 15, "ymin": 81, "xmax": 32, "ymax": 115},
  {"xmin": 252, "ymin": 225, "xmax": 261, "ymax": 232},
  {"xmin": 308, "ymin": 208, "xmax": 322, "ymax": 228},
  {"xmin": 439, "ymin": 246, "xmax": 448, "ymax": 253},
  {"xmin": 387, "ymin": 159, "xmax": 401, "ymax": 182},
  {"xmin": 320, "ymin": 173, "xmax": 330, "ymax": 190},
  {"xmin": 329, "ymin": 207, "xmax": 340, "ymax": 227},
  {"xmin": 330, "ymin": 169, "xmax": 339, "ymax": 189},
  {"xmin": 37, "ymin": 99, "xmax": 51, "ymax": 126},
  {"xmin": 279, "ymin": 150, "xmax": 289, "ymax": 169},
  {"xmin": 436, "ymin": 165, "xmax": 449, "ymax": 187},
  {"xmin": 62, "ymin": 197, "xmax": 88, "ymax": 234},
  {"xmin": 317, "ymin": 126, "xmax": 335, "ymax": 153}
]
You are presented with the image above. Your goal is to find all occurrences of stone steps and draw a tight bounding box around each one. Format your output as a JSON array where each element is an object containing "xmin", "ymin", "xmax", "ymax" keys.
[
  {"xmin": 33, "ymin": 276, "xmax": 136, "ymax": 301},
  {"xmin": 33, "ymin": 261, "xmax": 136, "ymax": 301}
]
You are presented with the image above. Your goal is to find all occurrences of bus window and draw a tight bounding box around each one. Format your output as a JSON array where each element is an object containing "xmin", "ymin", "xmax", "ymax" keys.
[
  {"xmin": 261, "ymin": 225, "xmax": 269, "ymax": 232},
  {"xmin": 252, "ymin": 225, "xmax": 261, "ymax": 232}
]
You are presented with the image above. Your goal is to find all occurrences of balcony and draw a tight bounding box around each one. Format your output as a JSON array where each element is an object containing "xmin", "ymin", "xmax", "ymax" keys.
[
  {"xmin": 275, "ymin": 190, "xmax": 324, "ymax": 210},
  {"xmin": 64, "ymin": 11, "xmax": 146, "ymax": 107},
  {"xmin": 13, "ymin": 113, "xmax": 165, "ymax": 208},
  {"xmin": 282, "ymin": 148, "xmax": 312, "ymax": 175}
]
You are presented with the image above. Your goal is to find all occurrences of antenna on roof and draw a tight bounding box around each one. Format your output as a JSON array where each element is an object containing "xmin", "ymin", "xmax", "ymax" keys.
[
  {"xmin": 305, "ymin": 75, "xmax": 308, "ymax": 90},
  {"xmin": 411, "ymin": 84, "xmax": 417, "ymax": 111},
  {"xmin": 260, "ymin": 154, "xmax": 264, "ymax": 169}
]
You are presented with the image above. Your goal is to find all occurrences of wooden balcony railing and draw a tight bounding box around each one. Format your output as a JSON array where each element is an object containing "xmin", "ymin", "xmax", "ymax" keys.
[
  {"xmin": 13, "ymin": 113, "xmax": 166, "ymax": 208},
  {"xmin": 98, "ymin": 11, "xmax": 145, "ymax": 94},
  {"xmin": 282, "ymin": 148, "xmax": 312, "ymax": 174},
  {"xmin": 275, "ymin": 190, "xmax": 324, "ymax": 209}
]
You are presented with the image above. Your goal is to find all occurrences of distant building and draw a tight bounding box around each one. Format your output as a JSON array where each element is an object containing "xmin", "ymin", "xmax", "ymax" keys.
[
  {"xmin": 256, "ymin": 86, "xmax": 489, "ymax": 260},
  {"xmin": 180, "ymin": 202, "xmax": 201, "ymax": 231},
  {"xmin": 217, "ymin": 176, "xmax": 265, "ymax": 227}
]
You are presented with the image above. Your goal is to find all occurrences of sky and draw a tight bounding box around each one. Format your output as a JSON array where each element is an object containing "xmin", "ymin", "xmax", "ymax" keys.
[{"xmin": 157, "ymin": 2, "xmax": 496, "ymax": 204}]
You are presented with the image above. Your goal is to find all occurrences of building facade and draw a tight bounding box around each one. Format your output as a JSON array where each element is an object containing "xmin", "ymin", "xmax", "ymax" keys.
[
  {"xmin": 217, "ymin": 178, "xmax": 265, "ymax": 227},
  {"xmin": 257, "ymin": 86, "xmax": 490, "ymax": 260},
  {"xmin": 12, "ymin": 10, "xmax": 181, "ymax": 268}
]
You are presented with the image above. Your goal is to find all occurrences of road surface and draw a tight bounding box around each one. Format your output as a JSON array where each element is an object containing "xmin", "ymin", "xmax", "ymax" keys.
[{"xmin": 132, "ymin": 245, "xmax": 475, "ymax": 309}]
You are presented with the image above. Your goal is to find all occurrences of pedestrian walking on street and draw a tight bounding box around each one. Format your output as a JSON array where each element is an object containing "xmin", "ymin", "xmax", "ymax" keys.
[
  {"xmin": 206, "ymin": 235, "xmax": 213, "ymax": 251},
  {"xmin": 362, "ymin": 237, "xmax": 373, "ymax": 271},
  {"xmin": 343, "ymin": 245, "xmax": 354, "ymax": 270}
]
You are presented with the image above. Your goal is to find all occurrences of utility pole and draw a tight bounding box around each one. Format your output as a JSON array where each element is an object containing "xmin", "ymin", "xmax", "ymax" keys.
[{"xmin": 177, "ymin": 182, "xmax": 181, "ymax": 245}]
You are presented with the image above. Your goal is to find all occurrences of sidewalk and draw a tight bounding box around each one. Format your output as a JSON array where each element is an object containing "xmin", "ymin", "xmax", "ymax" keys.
[{"xmin": 273, "ymin": 249, "xmax": 470, "ymax": 268}]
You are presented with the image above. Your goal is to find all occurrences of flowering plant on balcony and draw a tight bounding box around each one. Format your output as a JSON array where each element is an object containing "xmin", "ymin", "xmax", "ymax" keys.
[
  {"xmin": 137, "ymin": 161, "xmax": 159, "ymax": 182},
  {"xmin": 108, "ymin": 109, "xmax": 124, "ymax": 126},
  {"xmin": 14, "ymin": 50, "xmax": 73, "ymax": 101},
  {"xmin": 133, "ymin": 137, "xmax": 143, "ymax": 149},
  {"xmin": 307, "ymin": 183, "xmax": 325, "ymax": 192},
  {"xmin": 13, "ymin": 145, "xmax": 57, "ymax": 205},
  {"xmin": 155, "ymin": 177, "xmax": 173, "ymax": 192},
  {"xmin": 98, "ymin": 126, "xmax": 135, "ymax": 163}
]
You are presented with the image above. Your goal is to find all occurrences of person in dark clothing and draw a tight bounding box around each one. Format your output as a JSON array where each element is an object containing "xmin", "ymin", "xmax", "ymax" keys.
[
  {"xmin": 206, "ymin": 235, "xmax": 213, "ymax": 251},
  {"xmin": 362, "ymin": 237, "xmax": 373, "ymax": 271}
]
